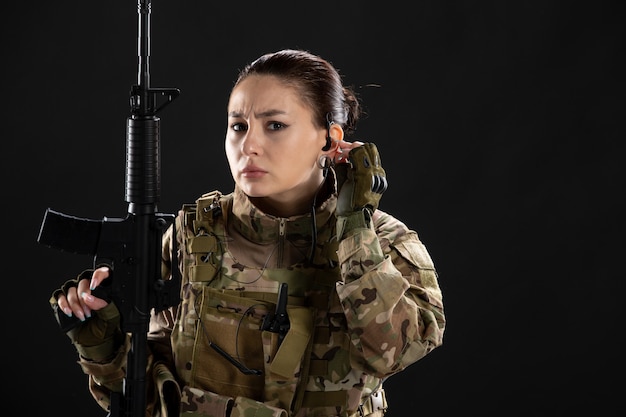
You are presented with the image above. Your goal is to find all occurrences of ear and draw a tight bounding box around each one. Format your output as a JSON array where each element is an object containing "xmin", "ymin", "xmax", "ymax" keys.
[
  {"xmin": 324, "ymin": 123, "xmax": 344, "ymax": 153},
  {"xmin": 329, "ymin": 123, "xmax": 344, "ymax": 142}
]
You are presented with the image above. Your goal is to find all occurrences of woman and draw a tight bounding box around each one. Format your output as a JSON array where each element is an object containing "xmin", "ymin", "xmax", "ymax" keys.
[{"xmin": 51, "ymin": 49, "xmax": 445, "ymax": 417}]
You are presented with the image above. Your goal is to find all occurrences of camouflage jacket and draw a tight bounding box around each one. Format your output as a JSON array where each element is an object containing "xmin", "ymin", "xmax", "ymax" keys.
[{"xmin": 76, "ymin": 172, "xmax": 445, "ymax": 417}]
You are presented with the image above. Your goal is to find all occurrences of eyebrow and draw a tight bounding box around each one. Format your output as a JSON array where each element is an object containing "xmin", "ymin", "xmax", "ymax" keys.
[{"xmin": 228, "ymin": 109, "xmax": 287, "ymax": 118}]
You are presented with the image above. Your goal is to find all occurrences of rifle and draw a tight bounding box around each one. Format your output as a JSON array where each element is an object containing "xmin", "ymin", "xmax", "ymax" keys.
[{"xmin": 37, "ymin": 1, "xmax": 180, "ymax": 416}]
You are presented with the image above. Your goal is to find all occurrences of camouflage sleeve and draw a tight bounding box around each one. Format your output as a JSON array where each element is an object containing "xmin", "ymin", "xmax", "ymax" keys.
[
  {"xmin": 80, "ymin": 332, "xmax": 180, "ymax": 417},
  {"xmin": 335, "ymin": 210, "xmax": 445, "ymax": 378},
  {"xmin": 69, "ymin": 333, "xmax": 128, "ymax": 412}
]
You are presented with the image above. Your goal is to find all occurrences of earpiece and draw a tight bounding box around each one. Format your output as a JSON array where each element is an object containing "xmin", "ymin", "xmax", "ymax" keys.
[
  {"xmin": 322, "ymin": 135, "xmax": 332, "ymax": 151},
  {"xmin": 321, "ymin": 112, "xmax": 334, "ymax": 151}
]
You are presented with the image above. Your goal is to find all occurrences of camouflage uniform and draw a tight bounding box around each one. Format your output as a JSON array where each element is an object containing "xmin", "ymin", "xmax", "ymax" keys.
[{"xmin": 75, "ymin": 171, "xmax": 445, "ymax": 417}]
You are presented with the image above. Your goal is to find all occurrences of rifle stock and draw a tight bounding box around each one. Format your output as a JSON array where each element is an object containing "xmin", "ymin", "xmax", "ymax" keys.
[{"xmin": 37, "ymin": 1, "xmax": 180, "ymax": 416}]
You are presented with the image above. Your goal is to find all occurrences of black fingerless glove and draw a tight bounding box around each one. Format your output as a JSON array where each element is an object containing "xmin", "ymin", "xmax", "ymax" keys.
[
  {"xmin": 335, "ymin": 143, "xmax": 387, "ymax": 239},
  {"xmin": 50, "ymin": 271, "xmax": 123, "ymax": 362},
  {"xmin": 66, "ymin": 302, "xmax": 123, "ymax": 361}
]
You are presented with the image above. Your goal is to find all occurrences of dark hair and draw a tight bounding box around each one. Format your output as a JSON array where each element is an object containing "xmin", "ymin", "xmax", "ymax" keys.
[{"xmin": 234, "ymin": 49, "xmax": 361, "ymax": 136}]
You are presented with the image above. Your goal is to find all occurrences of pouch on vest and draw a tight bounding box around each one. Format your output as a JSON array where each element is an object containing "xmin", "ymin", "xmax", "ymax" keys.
[
  {"xmin": 182, "ymin": 190, "xmax": 224, "ymax": 284},
  {"xmin": 190, "ymin": 287, "xmax": 271, "ymax": 400},
  {"xmin": 261, "ymin": 304, "xmax": 316, "ymax": 413}
]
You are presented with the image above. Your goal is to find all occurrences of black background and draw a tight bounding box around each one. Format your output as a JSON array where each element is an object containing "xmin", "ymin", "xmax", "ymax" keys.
[{"xmin": 2, "ymin": 1, "xmax": 624, "ymax": 415}]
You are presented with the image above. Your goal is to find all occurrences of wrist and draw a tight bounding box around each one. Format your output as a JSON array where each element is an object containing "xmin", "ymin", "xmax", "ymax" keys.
[
  {"xmin": 75, "ymin": 334, "xmax": 122, "ymax": 362},
  {"xmin": 336, "ymin": 209, "xmax": 372, "ymax": 240},
  {"xmin": 67, "ymin": 302, "xmax": 122, "ymax": 361}
]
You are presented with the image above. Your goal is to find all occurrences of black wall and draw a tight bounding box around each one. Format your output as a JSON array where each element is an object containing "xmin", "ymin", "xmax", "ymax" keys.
[{"xmin": 3, "ymin": 1, "xmax": 623, "ymax": 415}]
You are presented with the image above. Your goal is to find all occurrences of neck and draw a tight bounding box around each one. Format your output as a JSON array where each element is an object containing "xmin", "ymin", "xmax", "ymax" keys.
[{"xmin": 250, "ymin": 175, "xmax": 330, "ymax": 218}]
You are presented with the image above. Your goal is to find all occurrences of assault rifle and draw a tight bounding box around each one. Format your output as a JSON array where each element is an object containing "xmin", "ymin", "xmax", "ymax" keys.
[{"xmin": 37, "ymin": 2, "xmax": 180, "ymax": 416}]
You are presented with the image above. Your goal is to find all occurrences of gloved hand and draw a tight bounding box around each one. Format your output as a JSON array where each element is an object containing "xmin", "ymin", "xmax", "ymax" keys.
[
  {"xmin": 50, "ymin": 272, "xmax": 123, "ymax": 361},
  {"xmin": 335, "ymin": 143, "xmax": 387, "ymax": 216},
  {"xmin": 335, "ymin": 143, "xmax": 387, "ymax": 239}
]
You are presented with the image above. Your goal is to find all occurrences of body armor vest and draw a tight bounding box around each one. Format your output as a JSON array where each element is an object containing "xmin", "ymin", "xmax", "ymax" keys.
[{"xmin": 170, "ymin": 189, "xmax": 384, "ymax": 416}]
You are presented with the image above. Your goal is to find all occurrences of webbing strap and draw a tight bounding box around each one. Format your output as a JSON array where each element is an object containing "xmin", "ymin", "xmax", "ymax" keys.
[
  {"xmin": 301, "ymin": 388, "xmax": 387, "ymax": 416},
  {"xmin": 301, "ymin": 390, "xmax": 348, "ymax": 408},
  {"xmin": 226, "ymin": 290, "xmax": 306, "ymax": 306}
]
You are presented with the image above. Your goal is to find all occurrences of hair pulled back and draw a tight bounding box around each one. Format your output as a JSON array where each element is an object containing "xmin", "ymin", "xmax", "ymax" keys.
[{"xmin": 235, "ymin": 49, "xmax": 361, "ymax": 136}]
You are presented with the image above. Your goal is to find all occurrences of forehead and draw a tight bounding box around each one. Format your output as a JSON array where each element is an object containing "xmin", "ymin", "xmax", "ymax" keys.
[{"xmin": 228, "ymin": 75, "xmax": 309, "ymax": 115}]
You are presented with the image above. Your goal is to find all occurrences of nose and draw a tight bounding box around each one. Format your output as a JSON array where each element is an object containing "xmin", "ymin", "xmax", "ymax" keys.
[{"xmin": 241, "ymin": 123, "xmax": 262, "ymax": 156}]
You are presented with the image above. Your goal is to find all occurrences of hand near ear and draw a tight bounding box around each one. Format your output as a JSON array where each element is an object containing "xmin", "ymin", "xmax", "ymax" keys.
[
  {"xmin": 334, "ymin": 143, "xmax": 388, "ymax": 240},
  {"xmin": 332, "ymin": 139, "xmax": 364, "ymax": 164}
]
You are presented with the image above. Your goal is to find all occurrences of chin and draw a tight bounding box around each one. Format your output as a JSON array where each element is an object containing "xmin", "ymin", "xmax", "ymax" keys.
[{"xmin": 240, "ymin": 183, "xmax": 271, "ymax": 198}]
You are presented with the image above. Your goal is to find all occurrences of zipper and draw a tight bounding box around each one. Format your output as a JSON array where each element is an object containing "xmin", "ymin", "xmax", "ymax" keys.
[{"xmin": 277, "ymin": 218, "xmax": 286, "ymax": 268}]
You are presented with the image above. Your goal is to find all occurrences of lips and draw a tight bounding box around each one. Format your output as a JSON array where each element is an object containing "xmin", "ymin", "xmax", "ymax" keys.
[{"xmin": 242, "ymin": 165, "xmax": 267, "ymax": 178}]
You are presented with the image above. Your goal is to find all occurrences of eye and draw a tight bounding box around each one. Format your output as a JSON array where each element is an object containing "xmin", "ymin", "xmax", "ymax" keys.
[
  {"xmin": 231, "ymin": 122, "xmax": 248, "ymax": 132},
  {"xmin": 268, "ymin": 121, "xmax": 286, "ymax": 131}
]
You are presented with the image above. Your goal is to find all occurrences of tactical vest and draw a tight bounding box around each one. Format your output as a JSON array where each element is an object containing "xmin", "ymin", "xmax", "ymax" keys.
[{"xmin": 170, "ymin": 190, "xmax": 387, "ymax": 417}]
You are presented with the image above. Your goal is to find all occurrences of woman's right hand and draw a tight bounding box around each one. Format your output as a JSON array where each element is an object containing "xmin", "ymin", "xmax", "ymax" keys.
[
  {"xmin": 51, "ymin": 266, "xmax": 123, "ymax": 360},
  {"xmin": 56, "ymin": 266, "xmax": 111, "ymax": 322}
]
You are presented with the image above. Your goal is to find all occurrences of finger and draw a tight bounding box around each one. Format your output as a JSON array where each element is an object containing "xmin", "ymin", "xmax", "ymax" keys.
[
  {"xmin": 334, "ymin": 154, "xmax": 347, "ymax": 164},
  {"xmin": 66, "ymin": 286, "xmax": 88, "ymax": 322},
  {"xmin": 76, "ymin": 278, "xmax": 93, "ymax": 319},
  {"xmin": 80, "ymin": 291, "xmax": 110, "ymax": 310},
  {"xmin": 333, "ymin": 148, "xmax": 348, "ymax": 164},
  {"xmin": 345, "ymin": 141, "xmax": 364, "ymax": 151},
  {"xmin": 56, "ymin": 294, "xmax": 73, "ymax": 317},
  {"xmin": 341, "ymin": 140, "xmax": 363, "ymax": 152},
  {"xmin": 90, "ymin": 266, "xmax": 111, "ymax": 290},
  {"xmin": 334, "ymin": 141, "xmax": 359, "ymax": 164}
]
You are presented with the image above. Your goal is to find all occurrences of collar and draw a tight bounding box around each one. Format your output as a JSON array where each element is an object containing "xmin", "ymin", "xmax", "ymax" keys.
[{"xmin": 230, "ymin": 169, "xmax": 338, "ymax": 245}]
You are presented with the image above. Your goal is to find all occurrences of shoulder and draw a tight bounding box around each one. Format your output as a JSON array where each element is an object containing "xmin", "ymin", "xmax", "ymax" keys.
[
  {"xmin": 373, "ymin": 209, "xmax": 436, "ymax": 269},
  {"xmin": 372, "ymin": 209, "xmax": 412, "ymax": 243},
  {"xmin": 178, "ymin": 190, "xmax": 234, "ymax": 214},
  {"xmin": 173, "ymin": 190, "xmax": 234, "ymax": 237}
]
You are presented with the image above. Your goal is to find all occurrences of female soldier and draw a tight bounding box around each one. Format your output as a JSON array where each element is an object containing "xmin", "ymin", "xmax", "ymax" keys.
[{"xmin": 51, "ymin": 49, "xmax": 445, "ymax": 417}]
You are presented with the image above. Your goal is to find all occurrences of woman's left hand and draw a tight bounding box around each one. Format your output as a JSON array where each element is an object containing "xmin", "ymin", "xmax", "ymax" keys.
[{"xmin": 333, "ymin": 140, "xmax": 364, "ymax": 164}]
